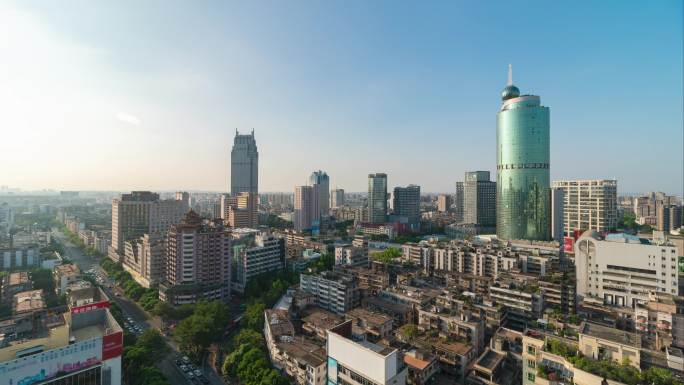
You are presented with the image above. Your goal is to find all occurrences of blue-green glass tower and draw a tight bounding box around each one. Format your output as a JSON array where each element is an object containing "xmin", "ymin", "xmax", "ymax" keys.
[{"xmin": 496, "ymin": 66, "xmax": 551, "ymax": 240}]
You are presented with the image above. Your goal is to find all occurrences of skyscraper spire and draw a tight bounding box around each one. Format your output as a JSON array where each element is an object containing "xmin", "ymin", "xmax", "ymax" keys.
[{"xmin": 507, "ymin": 64, "xmax": 513, "ymax": 86}]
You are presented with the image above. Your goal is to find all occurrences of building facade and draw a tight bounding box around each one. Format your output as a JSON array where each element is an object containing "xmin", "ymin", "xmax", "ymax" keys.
[
  {"xmin": 496, "ymin": 69, "xmax": 551, "ymax": 241},
  {"xmin": 552, "ymin": 180, "xmax": 618, "ymax": 236},
  {"xmin": 310, "ymin": 171, "xmax": 330, "ymax": 218},
  {"xmin": 331, "ymin": 189, "xmax": 345, "ymax": 209},
  {"xmin": 464, "ymin": 171, "xmax": 496, "ymax": 228},
  {"xmin": 393, "ymin": 185, "xmax": 421, "ymax": 228},
  {"xmin": 159, "ymin": 211, "xmax": 231, "ymax": 305},
  {"xmin": 368, "ymin": 173, "xmax": 388, "ymax": 224},
  {"xmin": 235, "ymin": 233, "xmax": 284, "ymax": 292},
  {"xmin": 575, "ymin": 231, "xmax": 679, "ymax": 307},
  {"xmin": 230, "ymin": 130, "xmax": 259, "ymax": 196}
]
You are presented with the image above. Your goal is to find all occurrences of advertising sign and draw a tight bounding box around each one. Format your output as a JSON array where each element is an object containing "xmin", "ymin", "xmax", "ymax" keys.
[
  {"xmin": 102, "ymin": 331, "xmax": 123, "ymax": 360},
  {"xmin": 71, "ymin": 300, "xmax": 110, "ymax": 314},
  {"xmin": 0, "ymin": 338, "xmax": 102, "ymax": 385},
  {"xmin": 563, "ymin": 237, "xmax": 575, "ymax": 253}
]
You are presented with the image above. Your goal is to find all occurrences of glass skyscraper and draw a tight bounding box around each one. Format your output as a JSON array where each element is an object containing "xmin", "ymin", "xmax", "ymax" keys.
[
  {"xmin": 496, "ymin": 71, "xmax": 551, "ymax": 240},
  {"xmin": 231, "ymin": 130, "xmax": 258, "ymax": 196},
  {"xmin": 368, "ymin": 173, "xmax": 388, "ymax": 224}
]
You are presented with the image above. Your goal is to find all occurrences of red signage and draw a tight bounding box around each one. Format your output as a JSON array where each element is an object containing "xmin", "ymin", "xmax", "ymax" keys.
[
  {"xmin": 71, "ymin": 300, "xmax": 110, "ymax": 314},
  {"xmin": 102, "ymin": 331, "xmax": 123, "ymax": 360},
  {"xmin": 563, "ymin": 237, "xmax": 575, "ymax": 253}
]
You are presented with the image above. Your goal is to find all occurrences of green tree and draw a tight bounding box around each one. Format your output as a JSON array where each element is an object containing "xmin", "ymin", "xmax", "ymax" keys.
[
  {"xmin": 173, "ymin": 314, "xmax": 215, "ymax": 360},
  {"xmin": 243, "ymin": 302, "xmax": 266, "ymax": 331}
]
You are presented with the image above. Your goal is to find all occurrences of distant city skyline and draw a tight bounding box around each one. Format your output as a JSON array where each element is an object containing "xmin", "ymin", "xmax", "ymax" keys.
[{"xmin": 1, "ymin": 1, "xmax": 682, "ymax": 195}]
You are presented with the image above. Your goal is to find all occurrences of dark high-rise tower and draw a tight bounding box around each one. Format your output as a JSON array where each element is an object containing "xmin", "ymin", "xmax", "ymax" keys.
[
  {"xmin": 230, "ymin": 130, "xmax": 258, "ymax": 196},
  {"xmin": 496, "ymin": 65, "xmax": 551, "ymax": 240}
]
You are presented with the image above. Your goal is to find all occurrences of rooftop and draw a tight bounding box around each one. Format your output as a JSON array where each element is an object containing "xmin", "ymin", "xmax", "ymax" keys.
[
  {"xmin": 276, "ymin": 337, "xmax": 326, "ymax": 367},
  {"xmin": 346, "ymin": 308, "xmax": 393, "ymax": 326},
  {"xmin": 13, "ymin": 289, "xmax": 45, "ymax": 314},
  {"xmin": 580, "ymin": 322, "xmax": 640, "ymax": 348},
  {"xmin": 265, "ymin": 309, "xmax": 294, "ymax": 338},
  {"xmin": 55, "ymin": 263, "xmax": 80, "ymax": 276},
  {"xmin": 404, "ymin": 349, "xmax": 436, "ymax": 370},
  {"xmin": 7, "ymin": 272, "xmax": 30, "ymax": 286},
  {"xmin": 302, "ymin": 308, "xmax": 343, "ymax": 330},
  {"xmin": 474, "ymin": 348, "xmax": 505, "ymax": 372}
]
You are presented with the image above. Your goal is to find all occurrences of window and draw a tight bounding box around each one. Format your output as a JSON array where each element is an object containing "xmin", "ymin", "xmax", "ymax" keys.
[
  {"xmin": 527, "ymin": 360, "xmax": 536, "ymax": 368},
  {"xmin": 527, "ymin": 346, "xmax": 536, "ymax": 355},
  {"xmin": 527, "ymin": 373, "xmax": 536, "ymax": 382}
]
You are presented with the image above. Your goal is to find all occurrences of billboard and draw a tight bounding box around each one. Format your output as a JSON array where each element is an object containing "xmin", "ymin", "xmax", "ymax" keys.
[
  {"xmin": 71, "ymin": 300, "xmax": 110, "ymax": 314},
  {"xmin": 102, "ymin": 331, "xmax": 123, "ymax": 360},
  {"xmin": 0, "ymin": 337, "xmax": 102, "ymax": 385},
  {"xmin": 563, "ymin": 237, "xmax": 575, "ymax": 253}
]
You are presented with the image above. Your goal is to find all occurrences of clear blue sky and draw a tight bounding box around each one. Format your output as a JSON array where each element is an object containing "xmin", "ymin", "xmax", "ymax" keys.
[{"xmin": 1, "ymin": 1, "xmax": 682, "ymax": 194}]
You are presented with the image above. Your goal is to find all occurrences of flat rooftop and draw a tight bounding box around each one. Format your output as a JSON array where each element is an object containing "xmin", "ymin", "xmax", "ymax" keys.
[
  {"xmin": 475, "ymin": 349, "xmax": 505, "ymax": 372},
  {"xmin": 8, "ymin": 272, "xmax": 30, "ymax": 286},
  {"xmin": 276, "ymin": 337, "xmax": 326, "ymax": 367},
  {"xmin": 581, "ymin": 322, "xmax": 640, "ymax": 347},
  {"xmin": 302, "ymin": 308, "xmax": 343, "ymax": 330},
  {"xmin": 13, "ymin": 289, "xmax": 45, "ymax": 314},
  {"xmin": 55, "ymin": 263, "xmax": 80, "ymax": 276},
  {"xmin": 346, "ymin": 308, "xmax": 392, "ymax": 326}
]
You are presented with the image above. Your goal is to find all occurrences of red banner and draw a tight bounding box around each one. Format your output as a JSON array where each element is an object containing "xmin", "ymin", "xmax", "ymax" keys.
[
  {"xmin": 102, "ymin": 331, "xmax": 123, "ymax": 360},
  {"xmin": 563, "ymin": 237, "xmax": 575, "ymax": 253},
  {"xmin": 71, "ymin": 300, "xmax": 110, "ymax": 314}
]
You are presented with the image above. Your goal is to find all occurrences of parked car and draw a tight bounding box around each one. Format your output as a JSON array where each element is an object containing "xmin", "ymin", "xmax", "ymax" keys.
[{"xmin": 193, "ymin": 369, "xmax": 202, "ymax": 377}]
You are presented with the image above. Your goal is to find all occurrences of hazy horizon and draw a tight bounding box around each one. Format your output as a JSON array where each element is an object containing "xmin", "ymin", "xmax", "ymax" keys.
[{"xmin": 2, "ymin": 1, "xmax": 682, "ymax": 195}]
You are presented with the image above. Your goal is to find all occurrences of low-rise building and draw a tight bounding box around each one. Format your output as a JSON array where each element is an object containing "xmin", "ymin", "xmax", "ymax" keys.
[
  {"xmin": 53, "ymin": 263, "xmax": 81, "ymax": 295},
  {"xmin": 404, "ymin": 349, "xmax": 439, "ymax": 385},
  {"xmin": 635, "ymin": 293, "xmax": 684, "ymax": 350},
  {"xmin": 345, "ymin": 308, "xmax": 394, "ymax": 343},
  {"xmin": 302, "ymin": 308, "xmax": 343, "ymax": 341},
  {"xmin": 235, "ymin": 233, "xmax": 285, "ymax": 292},
  {"xmin": 12, "ymin": 289, "xmax": 45, "ymax": 315},
  {"xmin": 1, "ymin": 272, "xmax": 32, "ymax": 304},
  {"xmin": 327, "ymin": 320, "xmax": 408, "ymax": 385},
  {"xmin": 300, "ymin": 272, "xmax": 360, "ymax": 315}
]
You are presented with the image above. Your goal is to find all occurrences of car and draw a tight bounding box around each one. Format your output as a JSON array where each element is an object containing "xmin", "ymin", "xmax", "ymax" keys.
[
  {"xmin": 175, "ymin": 359, "xmax": 182, "ymax": 366},
  {"xmin": 182, "ymin": 356, "xmax": 190, "ymax": 364},
  {"xmin": 180, "ymin": 365, "xmax": 188, "ymax": 372},
  {"xmin": 193, "ymin": 369, "xmax": 202, "ymax": 377},
  {"xmin": 199, "ymin": 377, "xmax": 209, "ymax": 384},
  {"xmin": 188, "ymin": 364, "xmax": 197, "ymax": 371},
  {"xmin": 187, "ymin": 372, "xmax": 195, "ymax": 379}
]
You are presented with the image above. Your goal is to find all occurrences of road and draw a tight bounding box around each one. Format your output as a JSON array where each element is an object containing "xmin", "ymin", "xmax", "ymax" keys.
[{"xmin": 52, "ymin": 229, "xmax": 225, "ymax": 385}]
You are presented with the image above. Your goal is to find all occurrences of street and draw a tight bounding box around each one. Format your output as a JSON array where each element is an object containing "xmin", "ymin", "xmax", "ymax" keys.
[{"xmin": 52, "ymin": 229, "xmax": 225, "ymax": 385}]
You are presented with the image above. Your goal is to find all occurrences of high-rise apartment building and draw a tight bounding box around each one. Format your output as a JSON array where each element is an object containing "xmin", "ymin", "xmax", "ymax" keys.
[
  {"xmin": 454, "ymin": 182, "xmax": 464, "ymax": 223},
  {"xmin": 496, "ymin": 67, "xmax": 550, "ymax": 240},
  {"xmin": 552, "ymin": 180, "xmax": 618, "ymax": 237},
  {"xmin": 123, "ymin": 233, "xmax": 165, "ymax": 288},
  {"xmin": 234, "ymin": 233, "xmax": 285, "ymax": 292},
  {"xmin": 230, "ymin": 130, "xmax": 258, "ymax": 196},
  {"xmin": 331, "ymin": 188, "xmax": 345, "ymax": 208},
  {"xmin": 575, "ymin": 231, "xmax": 679, "ymax": 307},
  {"xmin": 657, "ymin": 205, "xmax": 682, "ymax": 232},
  {"xmin": 464, "ymin": 171, "xmax": 496, "ymax": 228},
  {"xmin": 551, "ymin": 187, "xmax": 564, "ymax": 241},
  {"xmin": 110, "ymin": 191, "xmax": 189, "ymax": 262},
  {"xmin": 295, "ymin": 185, "xmax": 320, "ymax": 232},
  {"xmin": 159, "ymin": 211, "xmax": 231, "ymax": 305},
  {"xmin": 437, "ymin": 194, "xmax": 452, "ymax": 213},
  {"xmin": 368, "ymin": 173, "xmax": 388, "ymax": 224},
  {"xmin": 393, "ymin": 185, "xmax": 420, "ymax": 227},
  {"xmin": 310, "ymin": 171, "xmax": 330, "ymax": 218}
]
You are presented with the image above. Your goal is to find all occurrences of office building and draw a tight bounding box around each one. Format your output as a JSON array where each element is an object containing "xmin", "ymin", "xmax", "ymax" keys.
[
  {"xmin": 454, "ymin": 182, "xmax": 464, "ymax": 223},
  {"xmin": 496, "ymin": 67, "xmax": 551, "ymax": 240},
  {"xmin": 368, "ymin": 173, "xmax": 388, "ymax": 224},
  {"xmin": 552, "ymin": 180, "xmax": 618, "ymax": 236},
  {"xmin": 551, "ymin": 187, "xmax": 564, "ymax": 241},
  {"xmin": 230, "ymin": 129, "xmax": 258, "ymax": 195},
  {"xmin": 300, "ymin": 272, "xmax": 360, "ymax": 315},
  {"xmin": 228, "ymin": 192, "xmax": 259, "ymax": 229},
  {"xmin": 658, "ymin": 205, "xmax": 683, "ymax": 232},
  {"xmin": 331, "ymin": 189, "xmax": 345, "ymax": 209},
  {"xmin": 575, "ymin": 231, "xmax": 679, "ymax": 307},
  {"xmin": 437, "ymin": 194, "xmax": 451, "ymax": 213},
  {"xmin": 327, "ymin": 320, "xmax": 408, "ymax": 385},
  {"xmin": 464, "ymin": 171, "xmax": 496, "ymax": 228},
  {"xmin": 310, "ymin": 171, "xmax": 330, "ymax": 218},
  {"xmin": 295, "ymin": 185, "xmax": 320, "ymax": 232},
  {"xmin": 159, "ymin": 211, "xmax": 231, "ymax": 305},
  {"xmin": 110, "ymin": 191, "xmax": 189, "ymax": 262},
  {"xmin": 0, "ymin": 291, "xmax": 123, "ymax": 385},
  {"xmin": 235, "ymin": 233, "xmax": 285, "ymax": 292},
  {"xmin": 393, "ymin": 185, "xmax": 420, "ymax": 228},
  {"xmin": 0, "ymin": 247, "xmax": 40, "ymax": 270}
]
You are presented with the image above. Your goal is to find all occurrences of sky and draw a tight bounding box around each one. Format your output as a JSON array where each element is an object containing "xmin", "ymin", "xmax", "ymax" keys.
[{"xmin": 1, "ymin": 1, "xmax": 682, "ymax": 195}]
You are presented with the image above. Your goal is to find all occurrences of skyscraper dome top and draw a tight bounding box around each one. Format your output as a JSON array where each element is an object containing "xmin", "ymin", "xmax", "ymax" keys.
[
  {"xmin": 501, "ymin": 85, "xmax": 520, "ymax": 100},
  {"xmin": 501, "ymin": 64, "xmax": 520, "ymax": 100}
]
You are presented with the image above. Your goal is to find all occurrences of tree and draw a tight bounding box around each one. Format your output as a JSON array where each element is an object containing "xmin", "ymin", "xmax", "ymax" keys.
[
  {"xmin": 233, "ymin": 329, "xmax": 265, "ymax": 349},
  {"xmin": 371, "ymin": 247, "xmax": 402, "ymax": 263},
  {"xmin": 173, "ymin": 314, "xmax": 215, "ymax": 360},
  {"xmin": 137, "ymin": 329, "xmax": 169, "ymax": 356},
  {"xmin": 243, "ymin": 302, "xmax": 266, "ymax": 331}
]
